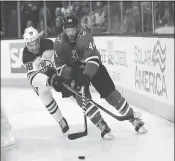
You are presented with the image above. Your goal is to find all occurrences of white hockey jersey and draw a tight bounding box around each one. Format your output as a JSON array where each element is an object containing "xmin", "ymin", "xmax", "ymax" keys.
[{"xmin": 22, "ymin": 38, "xmax": 56, "ymax": 90}]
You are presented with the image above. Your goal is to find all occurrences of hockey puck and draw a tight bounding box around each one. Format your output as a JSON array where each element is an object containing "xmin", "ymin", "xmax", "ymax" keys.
[{"xmin": 78, "ymin": 156, "xmax": 85, "ymax": 159}]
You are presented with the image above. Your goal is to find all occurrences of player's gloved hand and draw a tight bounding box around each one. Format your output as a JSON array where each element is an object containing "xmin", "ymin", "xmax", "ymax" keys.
[
  {"xmin": 61, "ymin": 88, "xmax": 73, "ymax": 98},
  {"xmin": 76, "ymin": 74, "xmax": 91, "ymax": 87},
  {"xmin": 60, "ymin": 79, "xmax": 81, "ymax": 98},
  {"xmin": 60, "ymin": 79, "xmax": 74, "ymax": 98},
  {"xmin": 42, "ymin": 66, "xmax": 57, "ymax": 77},
  {"xmin": 47, "ymin": 74, "xmax": 65, "ymax": 92}
]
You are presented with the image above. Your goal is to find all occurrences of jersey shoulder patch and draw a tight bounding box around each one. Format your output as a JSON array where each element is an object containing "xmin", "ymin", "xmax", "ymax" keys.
[
  {"xmin": 54, "ymin": 34, "xmax": 63, "ymax": 49},
  {"xmin": 77, "ymin": 31, "xmax": 94, "ymax": 49},
  {"xmin": 78, "ymin": 30, "xmax": 88, "ymax": 37},
  {"xmin": 55, "ymin": 33, "xmax": 63, "ymax": 43}
]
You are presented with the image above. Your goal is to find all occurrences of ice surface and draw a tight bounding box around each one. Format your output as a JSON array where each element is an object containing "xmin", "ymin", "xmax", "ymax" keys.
[{"xmin": 1, "ymin": 87, "xmax": 174, "ymax": 161}]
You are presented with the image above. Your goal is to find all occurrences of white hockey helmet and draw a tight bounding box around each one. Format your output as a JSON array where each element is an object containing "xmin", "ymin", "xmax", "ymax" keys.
[
  {"xmin": 23, "ymin": 26, "xmax": 40, "ymax": 54},
  {"xmin": 24, "ymin": 26, "xmax": 39, "ymax": 43}
]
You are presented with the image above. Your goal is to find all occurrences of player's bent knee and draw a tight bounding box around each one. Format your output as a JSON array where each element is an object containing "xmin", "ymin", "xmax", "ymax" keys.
[
  {"xmin": 37, "ymin": 86, "xmax": 53, "ymax": 105},
  {"xmin": 38, "ymin": 86, "xmax": 52, "ymax": 95},
  {"xmin": 91, "ymin": 65, "xmax": 116, "ymax": 98},
  {"xmin": 31, "ymin": 73, "xmax": 48, "ymax": 87},
  {"xmin": 105, "ymin": 90, "xmax": 122, "ymax": 106}
]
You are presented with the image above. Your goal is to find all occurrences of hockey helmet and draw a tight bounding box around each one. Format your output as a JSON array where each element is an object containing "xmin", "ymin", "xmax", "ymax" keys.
[
  {"xmin": 63, "ymin": 13, "xmax": 79, "ymax": 29},
  {"xmin": 23, "ymin": 26, "xmax": 40, "ymax": 54},
  {"xmin": 63, "ymin": 14, "xmax": 79, "ymax": 42}
]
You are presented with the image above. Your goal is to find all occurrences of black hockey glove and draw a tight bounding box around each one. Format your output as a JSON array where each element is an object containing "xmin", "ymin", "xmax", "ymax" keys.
[
  {"xmin": 42, "ymin": 66, "xmax": 64, "ymax": 92},
  {"xmin": 76, "ymin": 73, "xmax": 91, "ymax": 87},
  {"xmin": 41, "ymin": 66, "xmax": 57, "ymax": 78},
  {"xmin": 60, "ymin": 79, "xmax": 74, "ymax": 98},
  {"xmin": 47, "ymin": 74, "xmax": 65, "ymax": 92},
  {"xmin": 61, "ymin": 87, "xmax": 73, "ymax": 98}
]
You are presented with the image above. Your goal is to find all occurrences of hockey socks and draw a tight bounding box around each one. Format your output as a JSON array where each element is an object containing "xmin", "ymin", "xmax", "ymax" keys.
[
  {"xmin": 84, "ymin": 101, "xmax": 115, "ymax": 139},
  {"xmin": 105, "ymin": 90, "xmax": 134, "ymax": 117},
  {"xmin": 45, "ymin": 99, "xmax": 69, "ymax": 133}
]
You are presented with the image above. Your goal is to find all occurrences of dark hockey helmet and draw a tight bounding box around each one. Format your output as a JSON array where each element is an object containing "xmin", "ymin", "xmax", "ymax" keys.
[
  {"xmin": 63, "ymin": 13, "xmax": 79, "ymax": 29},
  {"xmin": 63, "ymin": 14, "xmax": 79, "ymax": 42}
]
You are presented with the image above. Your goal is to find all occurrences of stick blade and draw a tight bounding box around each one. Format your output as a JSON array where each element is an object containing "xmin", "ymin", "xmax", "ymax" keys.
[{"xmin": 68, "ymin": 130, "xmax": 87, "ymax": 140}]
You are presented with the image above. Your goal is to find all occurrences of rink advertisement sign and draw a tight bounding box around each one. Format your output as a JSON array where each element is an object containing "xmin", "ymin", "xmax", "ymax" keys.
[
  {"xmin": 134, "ymin": 40, "xmax": 167, "ymax": 98},
  {"xmin": 133, "ymin": 38, "xmax": 174, "ymax": 105},
  {"xmin": 95, "ymin": 37, "xmax": 128, "ymax": 84},
  {"xmin": 9, "ymin": 42, "xmax": 26, "ymax": 73},
  {"xmin": 94, "ymin": 37, "xmax": 174, "ymax": 105}
]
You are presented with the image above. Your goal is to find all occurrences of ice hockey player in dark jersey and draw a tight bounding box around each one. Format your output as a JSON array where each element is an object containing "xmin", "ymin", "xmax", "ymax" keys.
[
  {"xmin": 22, "ymin": 26, "xmax": 69, "ymax": 135},
  {"xmin": 52, "ymin": 14, "xmax": 148, "ymax": 138}
]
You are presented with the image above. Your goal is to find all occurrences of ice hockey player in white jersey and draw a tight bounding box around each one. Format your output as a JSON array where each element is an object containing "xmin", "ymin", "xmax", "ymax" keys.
[{"xmin": 22, "ymin": 26, "xmax": 69, "ymax": 134}]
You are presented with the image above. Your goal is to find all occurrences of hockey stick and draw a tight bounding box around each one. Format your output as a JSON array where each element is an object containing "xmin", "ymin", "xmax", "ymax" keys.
[
  {"xmin": 62, "ymin": 83, "xmax": 134, "ymax": 121},
  {"xmin": 68, "ymin": 86, "xmax": 88, "ymax": 140}
]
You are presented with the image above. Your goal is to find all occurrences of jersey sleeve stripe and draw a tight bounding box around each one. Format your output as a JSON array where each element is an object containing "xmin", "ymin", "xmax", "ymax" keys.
[
  {"xmin": 86, "ymin": 61, "xmax": 99, "ymax": 67},
  {"xmin": 27, "ymin": 71, "xmax": 38, "ymax": 81},
  {"xmin": 86, "ymin": 58, "xmax": 100, "ymax": 64},
  {"xmin": 85, "ymin": 56, "xmax": 99, "ymax": 63},
  {"xmin": 28, "ymin": 72, "xmax": 39, "ymax": 85},
  {"xmin": 27, "ymin": 71, "xmax": 36, "ymax": 79}
]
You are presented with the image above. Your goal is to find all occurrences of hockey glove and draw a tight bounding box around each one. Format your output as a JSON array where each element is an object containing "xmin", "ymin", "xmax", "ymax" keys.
[
  {"xmin": 60, "ymin": 79, "xmax": 74, "ymax": 98},
  {"xmin": 61, "ymin": 79, "xmax": 82, "ymax": 98},
  {"xmin": 48, "ymin": 74, "xmax": 65, "ymax": 92},
  {"xmin": 76, "ymin": 74, "xmax": 91, "ymax": 87},
  {"xmin": 61, "ymin": 87, "xmax": 73, "ymax": 98},
  {"xmin": 42, "ymin": 66, "xmax": 57, "ymax": 78}
]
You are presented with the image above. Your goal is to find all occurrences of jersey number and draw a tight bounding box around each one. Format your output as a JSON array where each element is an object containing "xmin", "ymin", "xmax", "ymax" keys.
[
  {"xmin": 26, "ymin": 62, "xmax": 33, "ymax": 72},
  {"xmin": 89, "ymin": 42, "xmax": 96, "ymax": 50}
]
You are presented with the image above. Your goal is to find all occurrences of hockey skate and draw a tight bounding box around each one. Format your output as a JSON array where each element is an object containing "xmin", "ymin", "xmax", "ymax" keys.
[
  {"xmin": 98, "ymin": 119, "xmax": 115, "ymax": 140},
  {"xmin": 59, "ymin": 117, "xmax": 69, "ymax": 134},
  {"xmin": 130, "ymin": 112, "xmax": 148, "ymax": 134}
]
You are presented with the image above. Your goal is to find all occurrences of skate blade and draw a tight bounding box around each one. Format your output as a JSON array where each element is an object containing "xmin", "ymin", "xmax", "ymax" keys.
[
  {"xmin": 103, "ymin": 132, "xmax": 115, "ymax": 140},
  {"xmin": 137, "ymin": 126, "xmax": 148, "ymax": 134}
]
